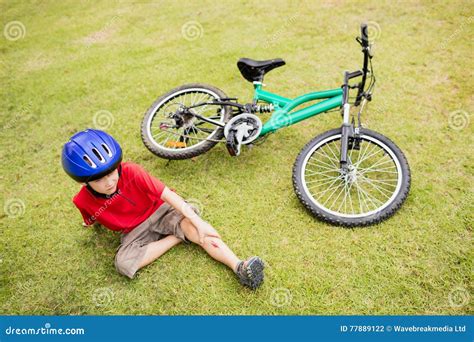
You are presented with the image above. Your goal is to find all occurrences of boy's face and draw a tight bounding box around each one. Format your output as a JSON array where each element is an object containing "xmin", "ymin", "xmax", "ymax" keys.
[{"xmin": 85, "ymin": 169, "xmax": 119, "ymax": 195}]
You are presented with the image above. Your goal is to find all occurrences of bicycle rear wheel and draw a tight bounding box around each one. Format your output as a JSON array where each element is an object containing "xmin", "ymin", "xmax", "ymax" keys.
[{"xmin": 141, "ymin": 83, "xmax": 231, "ymax": 160}]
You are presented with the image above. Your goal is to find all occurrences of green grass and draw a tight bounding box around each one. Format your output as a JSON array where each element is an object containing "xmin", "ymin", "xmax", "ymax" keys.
[{"xmin": 0, "ymin": 0, "xmax": 472, "ymax": 315}]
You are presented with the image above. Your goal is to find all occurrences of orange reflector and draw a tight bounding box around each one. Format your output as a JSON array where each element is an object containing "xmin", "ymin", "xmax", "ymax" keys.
[{"xmin": 165, "ymin": 141, "xmax": 187, "ymax": 148}]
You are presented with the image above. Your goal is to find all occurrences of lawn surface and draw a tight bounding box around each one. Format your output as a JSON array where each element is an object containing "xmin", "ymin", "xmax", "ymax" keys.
[{"xmin": 0, "ymin": 0, "xmax": 472, "ymax": 314}]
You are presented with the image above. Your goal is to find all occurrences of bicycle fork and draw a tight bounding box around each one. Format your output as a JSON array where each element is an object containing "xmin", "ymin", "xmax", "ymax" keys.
[
  {"xmin": 339, "ymin": 70, "xmax": 363, "ymax": 172},
  {"xmin": 340, "ymin": 102, "xmax": 353, "ymax": 172}
]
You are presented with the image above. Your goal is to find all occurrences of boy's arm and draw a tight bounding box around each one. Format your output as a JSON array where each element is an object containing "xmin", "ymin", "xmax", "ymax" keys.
[
  {"xmin": 161, "ymin": 187, "xmax": 220, "ymax": 244},
  {"xmin": 73, "ymin": 200, "xmax": 96, "ymax": 228},
  {"xmin": 130, "ymin": 164, "xmax": 220, "ymax": 242}
]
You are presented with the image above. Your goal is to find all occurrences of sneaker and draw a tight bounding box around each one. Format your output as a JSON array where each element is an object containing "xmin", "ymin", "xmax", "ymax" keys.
[{"xmin": 235, "ymin": 256, "xmax": 265, "ymax": 290}]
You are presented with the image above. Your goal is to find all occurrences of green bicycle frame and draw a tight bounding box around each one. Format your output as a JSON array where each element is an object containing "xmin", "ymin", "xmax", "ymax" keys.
[{"xmin": 253, "ymin": 83, "xmax": 343, "ymax": 136}]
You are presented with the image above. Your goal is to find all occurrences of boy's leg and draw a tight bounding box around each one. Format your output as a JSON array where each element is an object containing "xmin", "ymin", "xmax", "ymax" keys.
[
  {"xmin": 135, "ymin": 220, "xmax": 241, "ymax": 274},
  {"xmin": 180, "ymin": 218, "xmax": 265, "ymax": 289},
  {"xmin": 137, "ymin": 235, "xmax": 182, "ymax": 269},
  {"xmin": 179, "ymin": 218, "xmax": 240, "ymax": 272}
]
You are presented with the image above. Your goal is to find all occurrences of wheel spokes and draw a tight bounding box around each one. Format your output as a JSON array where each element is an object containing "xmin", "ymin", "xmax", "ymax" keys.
[
  {"xmin": 150, "ymin": 91, "xmax": 224, "ymax": 149},
  {"xmin": 303, "ymin": 137, "xmax": 401, "ymax": 217}
]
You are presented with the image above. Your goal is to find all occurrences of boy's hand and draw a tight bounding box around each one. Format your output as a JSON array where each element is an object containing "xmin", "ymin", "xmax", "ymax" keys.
[
  {"xmin": 82, "ymin": 222, "xmax": 98, "ymax": 228},
  {"xmin": 195, "ymin": 222, "xmax": 221, "ymax": 245},
  {"xmin": 161, "ymin": 187, "xmax": 222, "ymax": 244}
]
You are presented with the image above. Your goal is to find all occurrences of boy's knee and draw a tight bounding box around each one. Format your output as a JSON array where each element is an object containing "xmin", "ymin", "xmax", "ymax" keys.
[
  {"xmin": 180, "ymin": 218, "xmax": 192, "ymax": 229},
  {"xmin": 114, "ymin": 252, "xmax": 137, "ymax": 279},
  {"xmin": 202, "ymin": 235, "xmax": 222, "ymax": 248}
]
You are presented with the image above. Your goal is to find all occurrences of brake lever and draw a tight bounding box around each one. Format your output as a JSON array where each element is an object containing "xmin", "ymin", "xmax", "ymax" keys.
[
  {"xmin": 367, "ymin": 46, "xmax": 374, "ymax": 59},
  {"xmin": 356, "ymin": 36, "xmax": 374, "ymax": 58}
]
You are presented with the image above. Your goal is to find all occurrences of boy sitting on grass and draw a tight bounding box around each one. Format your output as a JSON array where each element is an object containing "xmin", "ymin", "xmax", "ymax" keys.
[{"xmin": 62, "ymin": 128, "xmax": 264, "ymax": 289}]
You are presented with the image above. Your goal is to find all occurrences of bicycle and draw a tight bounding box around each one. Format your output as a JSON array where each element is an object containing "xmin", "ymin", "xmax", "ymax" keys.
[{"xmin": 141, "ymin": 23, "xmax": 411, "ymax": 227}]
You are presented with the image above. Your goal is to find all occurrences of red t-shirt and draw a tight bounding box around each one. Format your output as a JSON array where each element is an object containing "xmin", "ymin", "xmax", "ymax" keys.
[{"xmin": 72, "ymin": 162, "xmax": 166, "ymax": 233}]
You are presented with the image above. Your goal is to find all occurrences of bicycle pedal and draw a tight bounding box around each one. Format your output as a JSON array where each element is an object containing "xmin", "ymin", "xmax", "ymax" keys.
[
  {"xmin": 225, "ymin": 142, "xmax": 237, "ymax": 156},
  {"xmin": 225, "ymin": 131, "xmax": 241, "ymax": 156}
]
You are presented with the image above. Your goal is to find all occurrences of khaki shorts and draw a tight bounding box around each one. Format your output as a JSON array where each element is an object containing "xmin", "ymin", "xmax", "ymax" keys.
[{"xmin": 114, "ymin": 203, "xmax": 197, "ymax": 279}]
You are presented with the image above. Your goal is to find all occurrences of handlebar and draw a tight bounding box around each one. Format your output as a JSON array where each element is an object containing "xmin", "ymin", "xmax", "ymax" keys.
[
  {"xmin": 355, "ymin": 23, "xmax": 372, "ymax": 105},
  {"xmin": 342, "ymin": 23, "xmax": 374, "ymax": 106},
  {"xmin": 346, "ymin": 70, "xmax": 363, "ymax": 81},
  {"xmin": 360, "ymin": 23, "xmax": 369, "ymax": 48}
]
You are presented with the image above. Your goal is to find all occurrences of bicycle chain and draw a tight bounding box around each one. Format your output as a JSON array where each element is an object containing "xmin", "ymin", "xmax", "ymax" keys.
[{"xmin": 158, "ymin": 127, "xmax": 226, "ymax": 143}]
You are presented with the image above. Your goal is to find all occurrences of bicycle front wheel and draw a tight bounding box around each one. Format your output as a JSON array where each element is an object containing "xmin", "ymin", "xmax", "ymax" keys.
[{"xmin": 293, "ymin": 128, "xmax": 410, "ymax": 227}]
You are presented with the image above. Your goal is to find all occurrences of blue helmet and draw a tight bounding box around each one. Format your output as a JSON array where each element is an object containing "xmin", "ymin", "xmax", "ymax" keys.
[{"xmin": 62, "ymin": 129, "xmax": 122, "ymax": 182}]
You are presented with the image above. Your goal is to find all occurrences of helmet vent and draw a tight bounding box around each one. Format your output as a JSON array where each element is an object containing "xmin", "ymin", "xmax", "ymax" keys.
[
  {"xmin": 102, "ymin": 143, "xmax": 112, "ymax": 157},
  {"xmin": 92, "ymin": 148, "xmax": 105, "ymax": 163},
  {"xmin": 83, "ymin": 155, "xmax": 97, "ymax": 168}
]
